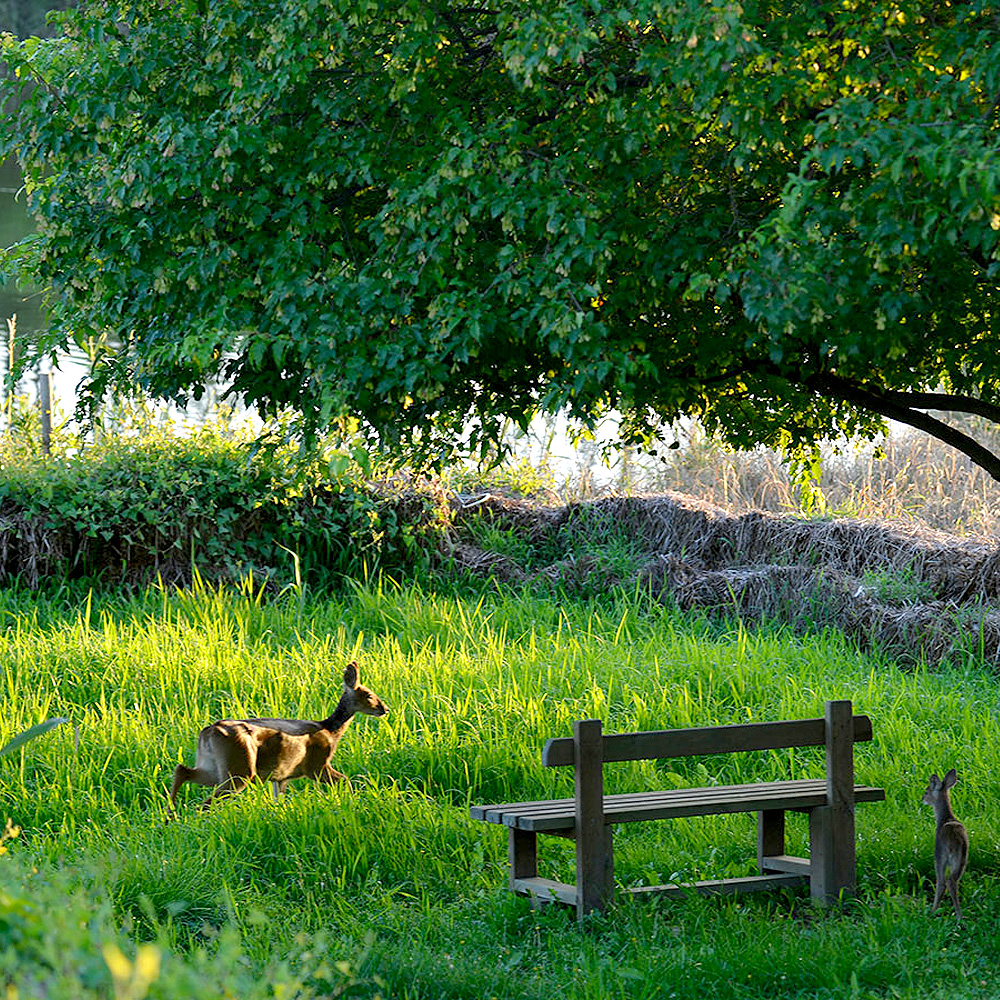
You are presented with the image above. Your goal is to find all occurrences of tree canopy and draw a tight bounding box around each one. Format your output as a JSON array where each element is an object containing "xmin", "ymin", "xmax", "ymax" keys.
[{"xmin": 3, "ymin": 1, "xmax": 1000, "ymax": 472}]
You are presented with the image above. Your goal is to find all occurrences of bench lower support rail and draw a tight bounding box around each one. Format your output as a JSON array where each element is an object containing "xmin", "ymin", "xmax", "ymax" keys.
[
  {"xmin": 512, "ymin": 877, "xmax": 578, "ymax": 905},
  {"xmin": 628, "ymin": 873, "xmax": 809, "ymax": 898},
  {"xmin": 512, "ymin": 872, "xmax": 810, "ymax": 908},
  {"xmin": 759, "ymin": 854, "xmax": 811, "ymax": 877}
]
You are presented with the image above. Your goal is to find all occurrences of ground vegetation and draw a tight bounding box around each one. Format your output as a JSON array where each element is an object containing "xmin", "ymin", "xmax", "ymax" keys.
[{"xmin": 3, "ymin": 580, "xmax": 1000, "ymax": 999}]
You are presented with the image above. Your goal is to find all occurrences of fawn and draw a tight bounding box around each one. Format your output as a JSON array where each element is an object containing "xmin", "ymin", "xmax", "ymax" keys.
[
  {"xmin": 169, "ymin": 661, "xmax": 388, "ymax": 811},
  {"xmin": 922, "ymin": 768, "xmax": 969, "ymax": 920}
]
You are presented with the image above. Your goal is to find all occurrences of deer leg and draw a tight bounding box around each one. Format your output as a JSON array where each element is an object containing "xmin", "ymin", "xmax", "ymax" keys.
[
  {"xmin": 947, "ymin": 876, "xmax": 963, "ymax": 921},
  {"xmin": 199, "ymin": 773, "xmax": 252, "ymax": 810},
  {"xmin": 318, "ymin": 764, "xmax": 352, "ymax": 791},
  {"xmin": 931, "ymin": 863, "xmax": 946, "ymax": 912},
  {"xmin": 169, "ymin": 764, "xmax": 194, "ymax": 810}
]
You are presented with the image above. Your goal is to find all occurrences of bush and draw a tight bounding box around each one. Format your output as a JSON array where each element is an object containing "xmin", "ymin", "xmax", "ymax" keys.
[
  {"xmin": 0, "ymin": 849, "xmax": 381, "ymax": 1000},
  {"xmin": 0, "ymin": 413, "xmax": 449, "ymax": 589}
]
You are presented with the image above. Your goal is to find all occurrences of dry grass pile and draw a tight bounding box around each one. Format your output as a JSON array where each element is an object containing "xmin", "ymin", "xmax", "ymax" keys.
[
  {"xmin": 446, "ymin": 541, "xmax": 527, "ymax": 584},
  {"xmin": 451, "ymin": 492, "xmax": 565, "ymax": 541},
  {"xmin": 630, "ymin": 422, "xmax": 1000, "ymax": 535},
  {"xmin": 616, "ymin": 493, "xmax": 993, "ymax": 601},
  {"xmin": 449, "ymin": 491, "xmax": 1000, "ymax": 666}
]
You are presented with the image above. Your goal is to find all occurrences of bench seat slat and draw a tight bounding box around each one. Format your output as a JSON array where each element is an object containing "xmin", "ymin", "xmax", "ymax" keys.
[
  {"xmin": 471, "ymin": 777, "xmax": 871, "ymax": 820},
  {"xmin": 472, "ymin": 780, "xmax": 886, "ymax": 831},
  {"xmin": 476, "ymin": 779, "xmax": 885, "ymax": 819}
]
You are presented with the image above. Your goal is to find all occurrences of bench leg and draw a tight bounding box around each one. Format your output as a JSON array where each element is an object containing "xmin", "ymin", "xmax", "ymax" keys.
[
  {"xmin": 575, "ymin": 822, "xmax": 614, "ymax": 920},
  {"xmin": 757, "ymin": 809, "xmax": 785, "ymax": 871},
  {"xmin": 809, "ymin": 805, "xmax": 856, "ymax": 902},
  {"xmin": 509, "ymin": 827, "xmax": 537, "ymax": 891},
  {"xmin": 811, "ymin": 700, "xmax": 858, "ymax": 903},
  {"xmin": 573, "ymin": 719, "xmax": 614, "ymax": 920}
]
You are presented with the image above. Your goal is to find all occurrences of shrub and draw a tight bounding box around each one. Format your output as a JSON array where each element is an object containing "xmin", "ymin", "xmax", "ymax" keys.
[
  {"xmin": 0, "ymin": 414, "xmax": 449, "ymax": 589},
  {"xmin": 0, "ymin": 850, "xmax": 380, "ymax": 1000}
]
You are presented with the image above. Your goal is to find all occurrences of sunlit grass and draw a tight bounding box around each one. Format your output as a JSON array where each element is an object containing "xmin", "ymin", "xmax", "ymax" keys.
[{"xmin": 2, "ymin": 579, "xmax": 1000, "ymax": 997}]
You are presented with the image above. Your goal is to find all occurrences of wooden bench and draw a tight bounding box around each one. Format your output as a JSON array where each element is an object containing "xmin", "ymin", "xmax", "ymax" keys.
[{"xmin": 470, "ymin": 700, "xmax": 884, "ymax": 921}]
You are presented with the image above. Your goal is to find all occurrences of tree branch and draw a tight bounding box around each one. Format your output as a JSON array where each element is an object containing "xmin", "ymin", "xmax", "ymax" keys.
[
  {"xmin": 806, "ymin": 372, "xmax": 1000, "ymax": 483},
  {"xmin": 875, "ymin": 388, "xmax": 1000, "ymax": 424}
]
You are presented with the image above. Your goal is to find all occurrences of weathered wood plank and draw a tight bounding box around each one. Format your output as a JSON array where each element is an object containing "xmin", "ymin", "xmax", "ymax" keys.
[
  {"xmin": 473, "ymin": 781, "xmax": 885, "ymax": 829},
  {"xmin": 512, "ymin": 877, "xmax": 577, "ymax": 905},
  {"xmin": 471, "ymin": 797, "xmax": 576, "ymax": 822},
  {"xmin": 482, "ymin": 779, "xmax": 882, "ymax": 815},
  {"xmin": 758, "ymin": 854, "xmax": 811, "ymax": 876},
  {"xmin": 574, "ymin": 719, "xmax": 613, "ymax": 918},
  {"xmin": 518, "ymin": 794, "xmax": 819, "ymax": 829},
  {"xmin": 503, "ymin": 784, "xmax": 885, "ymax": 831},
  {"xmin": 542, "ymin": 714, "xmax": 874, "ymax": 767}
]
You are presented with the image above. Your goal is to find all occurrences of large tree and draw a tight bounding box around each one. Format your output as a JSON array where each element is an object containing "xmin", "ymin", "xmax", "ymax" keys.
[{"xmin": 2, "ymin": 1, "xmax": 1000, "ymax": 471}]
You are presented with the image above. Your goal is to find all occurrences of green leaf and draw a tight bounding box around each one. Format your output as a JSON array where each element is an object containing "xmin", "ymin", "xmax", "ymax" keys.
[{"xmin": 0, "ymin": 719, "xmax": 70, "ymax": 759}]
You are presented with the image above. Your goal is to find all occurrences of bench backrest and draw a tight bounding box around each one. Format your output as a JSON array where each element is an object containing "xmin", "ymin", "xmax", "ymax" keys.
[
  {"xmin": 541, "ymin": 708, "xmax": 873, "ymax": 767},
  {"xmin": 541, "ymin": 701, "xmax": 866, "ymax": 844}
]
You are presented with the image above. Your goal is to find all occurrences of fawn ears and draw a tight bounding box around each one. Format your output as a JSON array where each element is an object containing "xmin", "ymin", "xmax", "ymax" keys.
[
  {"xmin": 923, "ymin": 773, "xmax": 942, "ymax": 803},
  {"xmin": 923, "ymin": 769, "xmax": 958, "ymax": 800},
  {"xmin": 342, "ymin": 661, "xmax": 359, "ymax": 689}
]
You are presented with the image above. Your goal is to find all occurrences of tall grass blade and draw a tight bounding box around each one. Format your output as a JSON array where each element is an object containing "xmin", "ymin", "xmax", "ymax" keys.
[{"xmin": 0, "ymin": 717, "xmax": 70, "ymax": 758}]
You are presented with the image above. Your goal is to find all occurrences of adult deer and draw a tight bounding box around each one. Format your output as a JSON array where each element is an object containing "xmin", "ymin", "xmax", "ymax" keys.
[{"xmin": 169, "ymin": 661, "xmax": 387, "ymax": 811}]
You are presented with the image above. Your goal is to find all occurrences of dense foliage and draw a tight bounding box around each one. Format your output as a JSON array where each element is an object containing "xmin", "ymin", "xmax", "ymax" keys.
[
  {"xmin": 0, "ymin": 849, "xmax": 381, "ymax": 1000},
  {"xmin": 3, "ymin": 2, "xmax": 1000, "ymax": 474},
  {"xmin": 0, "ymin": 415, "xmax": 447, "ymax": 588}
]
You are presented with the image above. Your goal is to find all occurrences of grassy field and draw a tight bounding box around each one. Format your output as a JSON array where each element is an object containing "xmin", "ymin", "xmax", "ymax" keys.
[{"xmin": 2, "ymin": 577, "xmax": 1000, "ymax": 999}]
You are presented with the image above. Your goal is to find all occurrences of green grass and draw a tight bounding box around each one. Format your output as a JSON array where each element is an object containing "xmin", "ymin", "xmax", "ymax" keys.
[
  {"xmin": 458, "ymin": 501, "xmax": 651, "ymax": 592},
  {"xmin": 2, "ymin": 578, "xmax": 1000, "ymax": 998}
]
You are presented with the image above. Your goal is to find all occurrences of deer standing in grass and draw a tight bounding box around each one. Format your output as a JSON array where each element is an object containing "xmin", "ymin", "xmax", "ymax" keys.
[
  {"xmin": 170, "ymin": 662, "xmax": 387, "ymax": 812},
  {"xmin": 922, "ymin": 768, "xmax": 969, "ymax": 921}
]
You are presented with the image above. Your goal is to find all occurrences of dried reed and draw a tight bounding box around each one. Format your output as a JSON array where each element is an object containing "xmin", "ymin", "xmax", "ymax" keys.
[{"xmin": 450, "ymin": 491, "xmax": 1000, "ymax": 666}]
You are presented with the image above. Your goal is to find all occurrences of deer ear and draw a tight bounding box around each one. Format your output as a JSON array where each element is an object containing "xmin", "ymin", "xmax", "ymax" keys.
[
  {"xmin": 943, "ymin": 768, "xmax": 959, "ymax": 789},
  {"xmin": 343, "ymin": 661, "xmax": 359, "ymax": 688}
]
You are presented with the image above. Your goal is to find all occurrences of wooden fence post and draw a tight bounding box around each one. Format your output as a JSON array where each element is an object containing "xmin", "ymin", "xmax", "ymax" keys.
[{"xmin": 39, "ymin": 371, "xmax": 52, "ymax": 455}]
